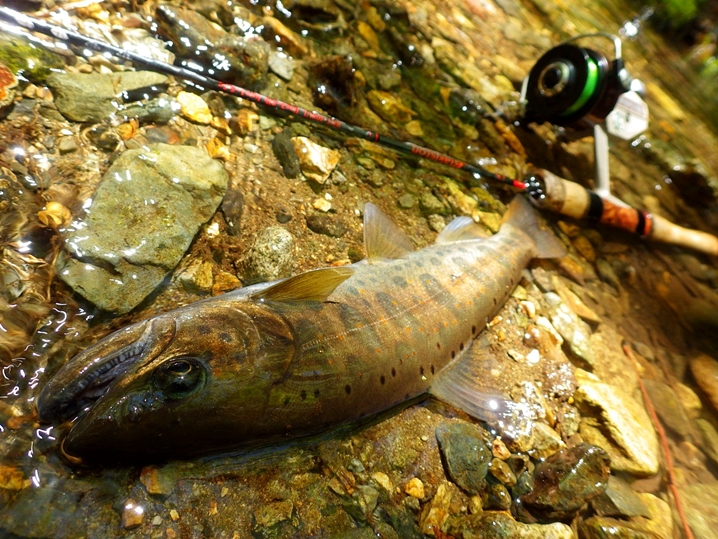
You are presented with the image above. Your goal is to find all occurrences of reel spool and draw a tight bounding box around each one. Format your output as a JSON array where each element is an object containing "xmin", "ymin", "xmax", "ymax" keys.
[{"xmin": 522, "ymin": 33, "xmax": 638, "ymax": 129}]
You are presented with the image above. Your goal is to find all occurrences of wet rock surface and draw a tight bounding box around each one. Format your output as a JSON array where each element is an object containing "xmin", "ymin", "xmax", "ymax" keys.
[
  {"xmin": 435, "ymin": 421, "xmax": 492, "ymax": 495},
  {"xmin": 56, "ymin": 143, "xmax": 228, "ymax": 313}
]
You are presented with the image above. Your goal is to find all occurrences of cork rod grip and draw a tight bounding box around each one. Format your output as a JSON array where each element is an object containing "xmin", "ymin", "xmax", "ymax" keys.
[{"xmin": 533, "ymin": 169, "xmax": 718, "ymax": 256}]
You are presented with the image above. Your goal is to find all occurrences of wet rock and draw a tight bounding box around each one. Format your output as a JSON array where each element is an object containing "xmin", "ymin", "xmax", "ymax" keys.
[
  {"xmin": 436, "ymin": 421, "xmax": 492, "ymax": 495},
  {"xmin": 371, "ymin": 472, "xmax": 392, "ymax": 493},
  {"xmin": 419, "ymin": 192, "xmax": 449, "ymax": 216},
  {"xmin": 177, "ymin": 260, "xmax": 214, "ymax": 294},
  {"xmin": 261, "ymin": 16, "xmax": 309, "ymax": 57},
  {"xmin": 696, "ymin": 419, "xmax": 718, "ymax": 466},
  {"xmin": 544, "ymin": 292, "xmax": 595, "ymax": 368},
  {"xmin": 292, "ymin": 136, "xmax": 341, "ymax": 185},
  {"xmin": 675, "ymin": 382, "xmax": 702, "ymax": 418},
  {"xmin": 641, "ymin": 379, "xmax": 691, "ymax": 437},
  {"xmin": 344, "ymin": 485, "xmax": 380, "ymax": 521},
  {"xmin": 56, "ymin": 144, "xmax": 228, "ymax": 313},
  {"xmin": 575, "ymin": 371, "xmax": 660, "ymax": 476},
  {"xmin": 0, "ymin": 465, "xmax": 23, "ymax": 490},
  {"xmin": 154, "ymin": 4, "xmax": 268, "ymax": 89},
  {"xmin": 47, "ymin": 71, "xmax": 169, "ymax": 123},
  {"xmin": 488, "ymin": 458, "xmax": 516, "ymax": 487},
  {"xmin": 268, "ymin": 51, "xmax": 295, "ymax": 81},
  {"xmin": 678, "ymin": 482, "xmax": 718, "ymax": 539},
  {"xmin": 405, "ymin": 477, "xmax": 425, "ymax": 499},
  {"xmin": 309, "ymin": 56, "xmax": 357, "ymax": 116},
  {"xmin": 418, "ymin": 480, "xmax": 460, "ymax": 535},
  {"xmin": 484, "ymin": 482, "xmax": 511, "ymax": 510},
  {"xmin": 366, "ymin": 90, "xmax": 416, "ymax": 124},
  {"xmin": 590, "ymin": 476, "xmax": 650, "ymax": 518},
  {"xmin": 579, "ymin": 516, "xmax": 662, "ymax": 539},
  {"xmin": 519, "ymin": 443, "xmax": 610, "ymax": 522},
  {"xmin": 634, "ymin": 493, "xmax": 672, "ymax": 539},
  {"xmin": 272, "ymin": 129, "xmax": 302, "ymax": 179},
  {"xmin": 121, "ymin": 499, "xmax": 145, "ymax": 529},
  {"xmin": 551, "ymin": 276, "xmax": 600, "ymax": 324},
  {"xmin": 690, "ymin": 353, "xmax": 718, "ymax": 413},
  {"xmin": 527, "ymin": 422, "xmax": 565, "ymax": 461},
  {"xmin": 176, "ymin": 91, "xmax": 212, "ymax": 124},
  {"xmin": 454, "ymin": 511, "xmax": 573, "ymax": 539},
  {"xmin": 306, "ymin": 214, "xmax": 348, "ymax": 238},
  {"xmin": 0, "ymin": 62, "xmax": 17, "ymax": 111},
  {"xmin": 139, "ymin": 465, "xmax": 175, "ymax": 497},
  {"xmin": 253, "ymin": 499, "xmax": 294, "ymax": 529},
  {"xmin": 245, "ymin": 226, "xmax": 294, "ymax": 283},
  {"xmin": 313, "ymin": 198, "xmax": 332, "ymax": 212},
  {"xmin": 0, "ymin": 487, "xmax": 84, "ymax": 538}
]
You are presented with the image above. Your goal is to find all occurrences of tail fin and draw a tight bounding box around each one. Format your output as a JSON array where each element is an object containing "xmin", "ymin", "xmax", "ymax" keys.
[{"xmin": 501, "ymin": 196, "xmax": 565, "ymax": 259}]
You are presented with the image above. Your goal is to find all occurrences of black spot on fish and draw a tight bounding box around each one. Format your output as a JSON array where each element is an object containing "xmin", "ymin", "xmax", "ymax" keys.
[
  {"xmin": 219, "ymin": 332, "xmax": 233, "ymax": 343},
  {"xmin": 460, "ymin": 342, "xmax": 464, "ymax": 351},
  {"xmin": 392, "ymin": 275, "xmax": 408, "ymax": 288},
  {"xmin": 392, "ymin": 367, "xmax": 396, "ymax": 377},
  {"xmin": 232, "ymin": 351, "xmax": 247, "ymax": 364},
  {"xmin": 198, "ymin": 325, "xmax": 211, "ymax": 335},
  {"xmin": 420, "ymin": 366, "xmax": 424, "ymax": 375},
  {"xmin": 380, "ymin": 375, "xmax": 386, "ymax": 385},
  {"xmin": 436, "ymin": 342, "xmax": 441, "ymax": 350},
  {"xmin": 472, "ymin": 325, "xmax": 477, "ymax": 335},
  {"xmin": 451, "ymin": 350, "xmax": 456, "ymax": 359},
  {"xmin": 300, "ymin": 390, "xmax": 307, "ymax": 400},
  {"xmin": 314, "ymin": 389, "xmax": 320, "ymax": 398},
  {"xmin": 492, "ymin": 297, "xmax": 498, "ymax": 306},
  {"xmin": 430, "ymin": 364, "xmax": 435, "ymax": 375},
  {"xmin": 345, "ymin": 385, "xmax": 351, "ymax": 394}
]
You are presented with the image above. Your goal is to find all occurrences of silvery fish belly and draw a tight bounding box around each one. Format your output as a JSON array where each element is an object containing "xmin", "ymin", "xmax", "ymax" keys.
[{"xmin": 37, "ymin": 196, "xmax": 563, "ymax": 462}]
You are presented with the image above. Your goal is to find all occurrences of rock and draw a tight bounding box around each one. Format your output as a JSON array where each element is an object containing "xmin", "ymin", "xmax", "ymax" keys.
[
  {"xmin": 291, "ymin": 136, "xmax": 341, "ymax": 185},
  {"xmin": 371, "ymin": 472, "xmax": 392, "ymax": 493},
  {"xmin": 176, "ymin": 91, "xmax": 212, "ymax": 124},
  {"xmin": 679, "ymin": 481, "xmax": 718, "ymax": 539},
  {"xmin": 551, "ymin": 276, "xmax": 600, "ymax": 324},
  {"xmin": 56, "ymin": 144, "xmax": 228, "ymax": 313},
  {"xmin": 675, "ymin": 383, "xmax": 702, "ymax": 418},
  {"xmin": 306, "ymin": 214, "xmax": 348, "ymax": 238},
  {"xmin": 544, "ymin": 292, "xmax": 595, "ymax": 368},
  {"xmin": 519, "ymin": 443, "xmax": 610, "ymax": 522},
  {"xmin": 527, "ymin": 422, "xmax": 565, "ymax": 461},
  {"xmin": 245, "ymin": 226, "xmax": 294, "ymax": 283},
  {"xmin": 366, "ymin": 90, "xmax": 416, "ymax": 124},
  {"xmin": 139, "ymin": 465, "xmax": 175, "ymax": 497},
  {"xmin": 696, "ymin": 419, "xmax": 718, "ymax": 466},
  {"xmin": 435, "ymin": 421, "xmax": 492, "ymax": 495},
  {"xmin": 491, "ymin": 438, "xmax": 511, "ymax": 460},
  {"xmin": 427, "ymin": 214, "xmax": 446, "ymax": 232},
  {"xmin": 0, "ymin": 62, "xmax": 18, "ymax": 110},
  {"xmin": 641, "ymin": 379, "xmax": 691, "ymax": 437},
  {"xmin": 575, "ymin": 371, "xmax": 660, "ymax": 476},
  {"xmin": 419, "ymin": 192, "xmax": 449, "ymax": 216},
  {"xmin": 456, "ymin": 511, "xmax": 573, "ymax": 539},
  {"xmin": 634, "ymin": 492, "xmax": 672, "ymax": 539},
  {"xmin": 579, "ymin": 516, "xmax": 663, "ymax": 539},
  {"xmin": 405, "ymin": 477, "xmax": 425, "ymax": 499},
  {"xmin": 121, "ymin": 499, "xmax": 145, "ymax": 529},
  {"xmin": 345, "ymin": 486, "xmax": 379, "ymax": 521},
  {"xmin": 177, "ymin": 260, "xmax": 214, "ymax": 294},
  {"xmin": 253, "ymin": 500, "xmax": 293, "ymax": 529},
  {"xmin": 0, "ymin": 465, "xmax": 23, "ymax": 490},
  {"xmin": 690, "ymin": 353, "xmax": 718, "ymax": 413},
  {"xmin": 0, "ymin": 487, "xmax": 84, "ymax": 538},
  {"xmin": 47, "ymin": 71, "xmax": 169, "ymax": 122},
  {"xmin": 272, "ymin": 129, "xmax": 301, "ymax": 179},
  {"xmin": 398, "ymin": 194, "xmax": 416, "ymax": 209},
  {"xmin": 313, "ymin": 198, "xmax": 332, "ymax": 212},
  {"xmin": 419, "ymin": 481, "xmax": 460, "ymax": 535},
  {"xmin": 571, "ymin": 235, "xmax": 596, "ymax": 262},
  {"xmin": 484, "ymin": 482, "xmax": 511, "ymax": 510},
  {"xmin": 268, "ymin": 50, "xmax": 295, "ymax": 81},
  {"xmin": 488, "ymin": 458, "xmax": 516, "ymax": 487},
  {"xmin": 590, "ymin": 476, "xmax": 650, "ymax": 518}
]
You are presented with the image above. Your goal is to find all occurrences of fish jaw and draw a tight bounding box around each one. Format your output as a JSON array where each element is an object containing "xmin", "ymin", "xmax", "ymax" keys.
[{"xmin": 37, "ymin": 316, "xmax": 177, "ymax": 424}]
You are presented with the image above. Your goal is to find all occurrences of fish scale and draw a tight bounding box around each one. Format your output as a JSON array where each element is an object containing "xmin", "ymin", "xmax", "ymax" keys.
[{"xmin": 37, "ymin": 196, "xmax": 564, "ymax": 462}]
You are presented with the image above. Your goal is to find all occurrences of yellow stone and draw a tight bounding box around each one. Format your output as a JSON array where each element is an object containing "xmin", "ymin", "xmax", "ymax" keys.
[
  {"xmin": 177, "ymin": 91, "xmax": 212, "ymax": 125},
  {"xmin": 0, "ymin": 465, "xmax": 24, "ymax": 490},
  {"xmin": 371, "ymin": 472, "xmax": 392, "ymax": 493},
  {"xmin": 38, "ymin": 201, "xmax": 72, "ymax": 228},
  {"xmin": 404, "ymin": 477, "xmax": 425, "ymax": 499}
]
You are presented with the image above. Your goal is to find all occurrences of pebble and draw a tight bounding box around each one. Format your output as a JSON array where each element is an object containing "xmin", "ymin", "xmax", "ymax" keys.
[
  {"xmin": 56, "ymin": 136, "xmax": 78, "ymax": 154},
  {"xmin": 313, "ymin": 198, "xmax": 332, "ymax": 212},
  {"xmin": 398, "ymin": 194, "xmax": 416, "ymax": 209},
  {"xmin": 520, "ymin": 443, "xmax": 610, "ymax": 522},
  {"xmin": 245, "ymin": 226, "xmax": 294, "ymax": 282},
  {"xmin": 252, "ymin": 500, "xmax": 293, "ymax": 529},
  {"xmin": 574, "ymin": 371, "xmax": 660, "ymax": 476},
  {"xmin": 675, "ymin": 382, "xmax": 702, "ymax": 418},
  {"xmin": 177, "ymin": 260, "xmax": 214, "ymax": 294},
  {"xmin": 544, "ymin": 292, "xmax": 595, "ymax": 368},
  {"xmin": 418, "ymin": 481, "xmax": 458, "ymax": 535},
  {"xmin": 689, "ymin": 353, "xmax": 718, "ymax": 413},
  {"xmin": 491, "ymin": 437, "xmax": 511, "ymax": 460},
  {"xmin": 435, "ymin": 421, "xmax": 492, "ymax": 495},
  {"xmin": 595, "ymin": 258, "xmax": 621, "ymax": 289},
  {"xmin": 268, "ymin": 50, "xmax": 295, "ymax": 81},
  {"xmin": 366, "ymin": 90, "xmax": 416, "ymax": 124},
  {"xmin": 679, "ymin": 482, "xmax": 718, "ymax": 539},
  {"xmin": 527, "ymin": 422, "xmax": 565, "ymax": 460},
  {"xmin": 641, "ymin": 379, "xmax": 691, "ymax": 437},
  {"xmin": 484, "ymin": 482, "xmax": 512, "ymax": 510},
  {"xmin": 457, "ymin": 512, "xmax": 573, "ymax": 539},
  {"xmin": 176, "ymin": 91, "xmax": 212, "ymax": 124},
  {"xmin": 211, "ymin": 271, "xmax": 241, "ymax": 295},
  {"xmin": 121, "ymin": 499, "xmax": 145, "ymax": 529},
  {"xmin": 488, "ymin": 458, "xmax": 516, "ymax": 487},
  {"xmin": 306, "ymin": 214, "xmax": 348, "ymax": 238},
  {"xmin": 590, "ymin": 475, "xmax": 650, "ymax": 518},
  {"xmin": 427, "ymin": 214, "xmax": 445, "ymax": 233},
  {"xmin": 371, "ymin": 472, "xmax": 392, "ymax": 493},
  {"xmin": 404, "ymin": 477, "xmax": 425, "ymax": 499},
  {"xmin": 571, "ymin": 235, "xmax": 596, "ymax": 262},
  {"xmin": 139, "ymin": 465, "xmax": 175, "ymax": 497},
  {"xmin": 551, "ymin": 276, "xmax": 600, "ymax": 324},
  {"xmin": 291, "ymin": 136, "xmax": 340, "ymax": 185},
  {"xmin": 696, "ymin": 418, "xmax": 718, "ymax": 466},
  {"xmin": 419, "ymin": 192, "xmax": 449, "ymax": 216},
  {"xmin": 0, "ymin": 465, "xmax": 24, "ymax": 490},
  {"xmin": 0, "ymin": 62, "xmax": 18, "ymax": 109}
]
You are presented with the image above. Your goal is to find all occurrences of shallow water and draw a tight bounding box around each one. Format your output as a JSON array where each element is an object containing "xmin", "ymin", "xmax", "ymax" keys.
[{"xmin": 1, "ymin": 0, "xmax": 718, "ymax": 537}]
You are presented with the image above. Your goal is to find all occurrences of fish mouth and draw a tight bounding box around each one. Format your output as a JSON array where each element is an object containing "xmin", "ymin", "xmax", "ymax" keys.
[{"xmin": 37, "ymin": 316, "xmax": 176, "ymax": 424}]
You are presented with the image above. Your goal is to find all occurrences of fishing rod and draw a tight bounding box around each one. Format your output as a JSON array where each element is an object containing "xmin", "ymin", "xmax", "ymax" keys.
[{"xmin": 1, "ymin": 6, "xmax": 717, "ymax": 256}]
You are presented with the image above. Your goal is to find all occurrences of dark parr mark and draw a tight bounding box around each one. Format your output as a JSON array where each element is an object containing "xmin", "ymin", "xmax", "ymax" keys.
[
  {"xmin": 345, "ymin": 385, "xmax": 351, "ymax": 395},
  {"xmin": 380, "ymin": 375, "xmax": 386, "ymax": 385},
  {"xmin": 219, "ymin": 332, "xmax": 233, "ymax": 343},
  {"xmin": 392, "ymin": 275, "xmax": 408, "ymax": 288},
  {"xmin": 198, "ymin": 325, "xmax": 211, "ymax": 335},
  {"xmin": 391, "ymin": 367, "xmax": 396, "ymax": 377}
]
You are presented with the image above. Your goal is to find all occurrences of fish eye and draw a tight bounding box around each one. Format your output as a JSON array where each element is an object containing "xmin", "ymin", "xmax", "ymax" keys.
[{"xmin": 153, "ymin": 357, "xmax": 206, "ymax": 399}]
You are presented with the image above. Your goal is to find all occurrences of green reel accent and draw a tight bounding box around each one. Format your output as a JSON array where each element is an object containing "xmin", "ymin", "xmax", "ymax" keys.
[{"xmin": 561, "ymin": 56, "xmax": 599, "ymax": 116}]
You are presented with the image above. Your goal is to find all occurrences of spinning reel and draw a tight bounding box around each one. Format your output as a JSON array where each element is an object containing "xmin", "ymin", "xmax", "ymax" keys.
[{"xmin": 522, "ymin": 33, "xmax": 645, "ymax": 131}]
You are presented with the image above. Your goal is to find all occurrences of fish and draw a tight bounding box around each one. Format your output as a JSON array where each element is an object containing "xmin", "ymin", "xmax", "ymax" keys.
[{"xmin": 37, "ymin": 196, "xmax": 564, "ymax": 462}]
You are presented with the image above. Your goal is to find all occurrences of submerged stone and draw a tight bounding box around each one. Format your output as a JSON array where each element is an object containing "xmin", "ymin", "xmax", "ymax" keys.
[
  {"xmin": 245, "ymin": 226, "xmax": 295, "ymax": 283},
  {"xmin": 590, "ymin": 476, "xmax": 650, "ymax": 518},
  {"xmin": 690, "ymin": 353, "xmax": 718, "ymax": 413},
  {"xmin": 47, "ymin": 71, "xmax": 169, "ymax": 123},
  {"xmin": 435, "ymin": 421, "xmax": 492, "ymax": 495},
  {"xmin": 56, "ymin": 143, "xmax": 228, "ymax": 313},
  {"xmin": 455, "ymin": 511, "xmax": 573, "ymax": 539},
  {"xmin": 519, "ymin": 443, "xmax": 610, "ymax": 522}
]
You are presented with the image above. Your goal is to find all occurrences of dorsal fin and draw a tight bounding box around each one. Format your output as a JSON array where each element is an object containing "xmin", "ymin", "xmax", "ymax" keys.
[
  {"xmin": 252, "ymin": 267, "xmax": 353, "ymax": 302},
  {"xmin": 363, "ymin": 202, "xmax": 414, "ymax": 259},
  {"xmin": 435, "ymin": 216, "xmax": 489, "ymax": 243}
]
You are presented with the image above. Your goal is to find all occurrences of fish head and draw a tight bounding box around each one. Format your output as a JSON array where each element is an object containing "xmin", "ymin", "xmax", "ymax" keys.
[{"xmin": 38, "ymin": 300, "xmax": 296, "ymax": 462}]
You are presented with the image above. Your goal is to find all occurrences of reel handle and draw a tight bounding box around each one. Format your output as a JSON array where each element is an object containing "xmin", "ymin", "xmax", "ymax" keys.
[{"xmin": 531, "ymin": 169, "xmax": 718, "ymax": 256}]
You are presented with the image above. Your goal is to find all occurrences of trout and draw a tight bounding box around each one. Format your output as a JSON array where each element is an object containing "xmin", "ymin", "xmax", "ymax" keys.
[{"xmin": 38, "ymin": 196, "xmax": 563, "ymax": 462}]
